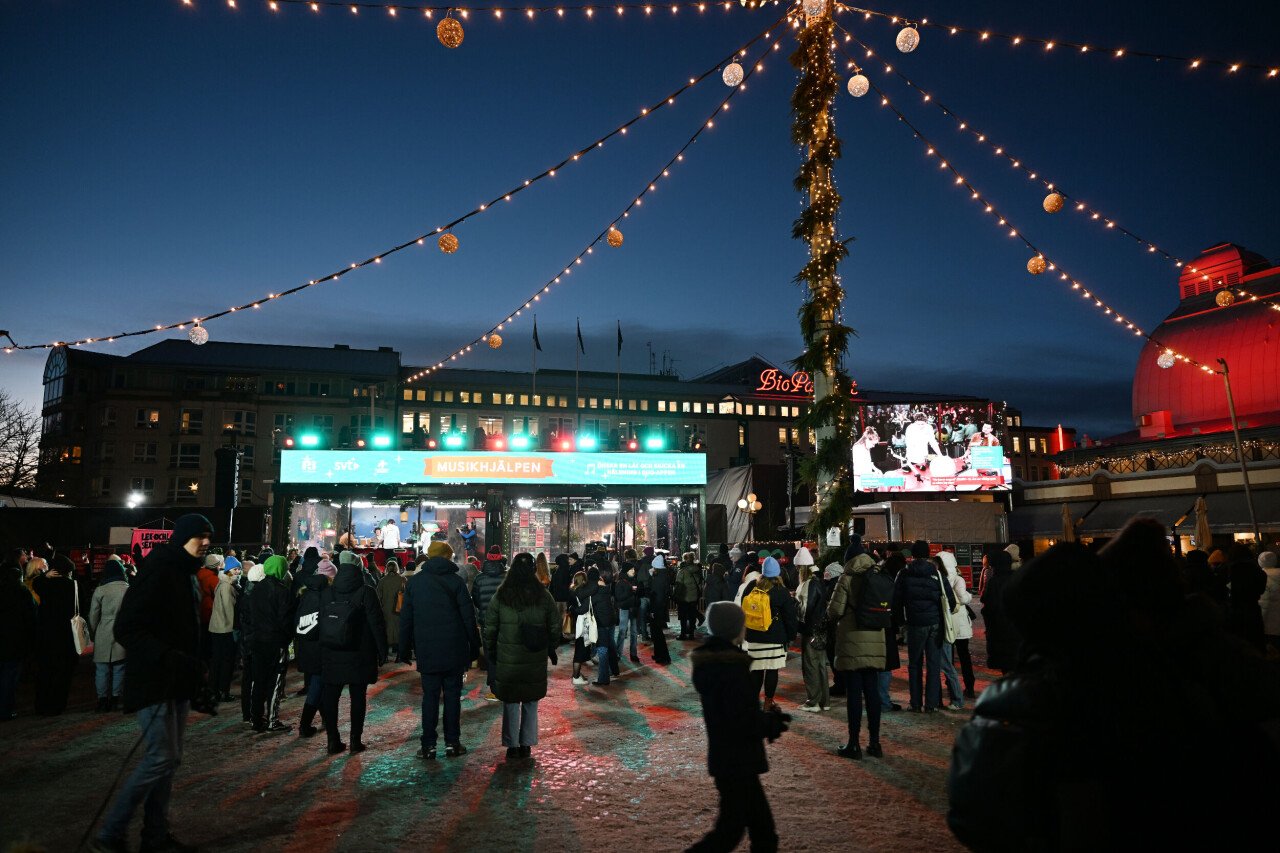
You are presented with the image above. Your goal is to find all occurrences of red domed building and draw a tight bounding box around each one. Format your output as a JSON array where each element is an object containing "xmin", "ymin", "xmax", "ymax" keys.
[{"xmin": 1013, "ymin": 243, "xmax": 1280, "ymax": 553}]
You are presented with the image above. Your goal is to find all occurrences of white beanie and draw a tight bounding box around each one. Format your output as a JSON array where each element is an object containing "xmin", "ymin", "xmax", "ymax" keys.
[
  {"xmin": 248, "ymin": 564, "xmax": 266, "ymax": 583},
  {"xmin": 823, "ymin": 562, "xmax": 844, "ymax": 581},
  {"xmin": 1261, "ymin": 551, "xmax": 1278, "ymax": 570}
]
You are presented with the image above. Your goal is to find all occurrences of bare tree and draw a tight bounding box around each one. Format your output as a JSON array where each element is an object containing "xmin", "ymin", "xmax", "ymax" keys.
[{"xmin": 0, "ymin": 389, "xmax": 40, "ymax": 490}]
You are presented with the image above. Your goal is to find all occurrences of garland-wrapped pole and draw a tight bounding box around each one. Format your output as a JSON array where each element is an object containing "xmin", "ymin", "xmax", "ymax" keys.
[{"xmin": 791, "ymin": 0, "xmax": 857, "ymax": 543}]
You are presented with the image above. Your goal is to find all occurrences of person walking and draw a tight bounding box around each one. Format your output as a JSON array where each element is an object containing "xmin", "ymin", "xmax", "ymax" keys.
[
  {"xmin": 244, "ymin": 554, "xmax": 296, "ymax": 733},
  {"xmin": 894, "ymin": 541, "xmax": 956, "ymax": 713},
  {"xmin": 646, "ymin": 555, "xmax": 673, "ymax": 665},
  {"xmin": 568, "ymin": 571, "xmax": 593, "ymax": 685},
  {"xmin": 586, "ymin": 566, "xmax": 620, "ymax": 685},
  {"xmin": 32, "ymin": 554, "xmax": 81, "ymax": 716},
  {"xmin": 319, "ymin": 550, "xmax": 387, "ymax": 755},
  {"xmin": 635, "ymin": 548, "xmax": 653, "ymax": 641},
  {"xmin": 89, "ymin": 556, "xmax": 130, "ymax": 712},
  {"xmin": 89, "ymin": 514, "xmax": 212, "ymax": 853},
  {"xmin": 937, "ymin": 550, "xmax": 975, "ymax": 701},
  {"xmin": 686, "ymin": 602, "xmax": 790, "ymax": 853},
  {"xmin": 400, "ymin": 541, "xmax": 477, "ymax": 760},
  {"xmin": 471, "ymin": 545, "xmax": 507, "ymax": 701},
  {"xmin": 980, "ymin": 550, "xmax": 1019, "ymax": 674},
  {"xmin": 795, "ymin": 561, "xmax": 830, "ymax": 713},
  {"xmin": 739, "ymin": 556, "xmax": 799, "ymax": 712},
  {"xmin": 208, "ymin": 563, "xmax": 239, "ymax": 703},
  {"xmin": 483, "ymin": 553, "xmax": 560, "ymax": 759},
  {"xmin": 376, "ymin": 558, "xmax": 406, "ymax": 660},
  {"xmin": 294, "ymin": 558, "xmax": 333, "ymax": 739},
  {"xmin": 826, "ymin": 547, "xmax": 891, "ymax": 759},
  {"xmin": 0, "ymin": 557, "xmax": 38, "ymax": 721},
  {"xmin": 550, "ymin": 554, "xmax": 574, "ymax": 639},
  {"xmin": 674, "ymin": 553, "xmax": 703, "ymax": 640},
  {"xmin": 613, "ymin": 562, "xmax": 642, "ymax": 663}
]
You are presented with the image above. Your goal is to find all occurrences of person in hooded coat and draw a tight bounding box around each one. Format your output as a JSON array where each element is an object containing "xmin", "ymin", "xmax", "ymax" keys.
[
  {"xmin": 795, "ymin": 561, "xmax": 830, "ymax": 713},
  {"xmin": 32, "ymin": 554, "xmax": 81, "ymax": 716},
  {"xmin": 293, "ymin": 546, "xmax": 321, "ymax": 595},
  {"xmin": 740, "ymin": 556, "xmax": 799, "ymax": 712},
  {"xmin": 647, "ymin": 556, "xmax": 673, "ymax": 666},
  {"xmin": 244, "ymin": 554, "xmax": 296, "ymax": 733},
  {"xmin": 893, "ymin": 541, "xmax": 956, "ymax": 713},
  {"xmin": 319, "ymin": 552, "xmax": 387, "ymax": 755},
  {"xmin": 613, "ymin": 562, "xmax": 642, "ymax": 663},
  {"xmin": 483, "ymin": 553, "xmax": 560, "ymax": 758},
  {"xmin": 0, "ymin": 558, "xmax": 38, "ymax": 721},
  {"xmin": 208, "ymin": 561, "xmax": 239, "ymax": 703},
  {"xmin": 550, "ymin": 554, "xmax": 574, "ymax": 638},
  {"xmin": 89, "ymin": 557, "xmax": 130, "ymax": 712},
  {"xmin": 472, "ymin": 546, "xmax": 507, "ymax": 700},
  {"xmin": 980, "ymin": 550, "xmax": 1020, "ymax": 674},
  {"xmin": 195, "ymin": 554, "xmax": 220, "ymax": 663},
  {"xmin": 938, "ymin": 550, "xmax": 975, "ymax": 700},
  {"xmin": 377, "ymin": 558, "xmax": 406, "ymax": 657},
  {"xmin": 674, "ymin": 554, "xmax": 704, "ymax": 640},
  {"xmin": 827, "ymin": 547, "xmax": 890, "ymax": 759},
  {"xmin": 235, "ymin": 562, "xmax": 264, "ymax": 723},
  {"xmin": 294, "ymin": 558, "xmax": 334, "ymax": 739},
  {"xmin": 585, "ymin": 566, "xmax": 620, "ymax": 684}
]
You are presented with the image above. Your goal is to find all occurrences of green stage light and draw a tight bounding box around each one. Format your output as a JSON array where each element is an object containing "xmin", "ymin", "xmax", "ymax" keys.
[
  {"xmin": 509, "ymin": 434, "xmax": 531, "ymax": 450},
  {"xmin": 299, "ymin": 433, "xmax": 322, "ymax": 448},
  {"xmin": 644, "ymin": 435, "xmax": 665, "ymax": 451},
  {"xmin": 444, "ymin": 433, "xmax": 464, "ymax": 449},
  {"xmin": 577, "ymin": 434, "xmax": 598, "ymax": 451},
  {"xmin": 371, "ymin": 434, "xmax": 393, "ymax": 449}
]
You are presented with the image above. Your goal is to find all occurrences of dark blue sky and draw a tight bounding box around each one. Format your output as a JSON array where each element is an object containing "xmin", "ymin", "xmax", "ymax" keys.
[{"xmin": 3, "ymin": 0, "xmax": 1277, "ymax": 438}]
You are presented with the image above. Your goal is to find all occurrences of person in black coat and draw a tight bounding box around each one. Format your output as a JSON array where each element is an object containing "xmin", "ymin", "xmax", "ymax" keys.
[
  {"xmin": 980, "ymin": 550, "xmax": 1020, "ymax": 675},
  {"xmin": 294, "ymin": 564, "xmax": 332, "ymax": 738},
  {"xmin": 687, "ymin": 602, "xmax": 789, "ymax": 853},
  {"xmin": 399, "ymin": 542, "xmax": 477, "ymax": 759},
  {"xmin": 31, "ymin": 554, "xmax": 81, "ymax": 716},
  {"xmin": 893, "ymin": 541, "xmax": 956, "ymax": 712},
  {"xmin": 319, "ymin": 560, "xmax": 387, "ymax": 755},
  {"xmin": 94, "ymin": 514, "xmax": 212, "ymax": 853},
  {"xmin": 243, "ymin": 555, "xmax": 296, "ymax": 733},
  {"xmin": 0, "ymin": 560, "xmax": 38, "ymax": 721},
  {"xmin": 613, "ymin": 564, "xmax": 641, "ymax": 663},
  {"xmin": 550, "ymin": 554, "xmax": 574, "ymax": 635},
  {"xmin": 1225, "ymin": 545, "xmax": 1267, "ymax": 652},
  {"xmin": 584, "ymin": 567, "xmax": 620, "ymax": 685}
]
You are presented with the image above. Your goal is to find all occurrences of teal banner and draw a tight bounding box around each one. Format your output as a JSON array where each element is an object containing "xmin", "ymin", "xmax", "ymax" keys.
[{"xmin": 280, "ymin": 450, "xmax": 706, "ymax": 486}]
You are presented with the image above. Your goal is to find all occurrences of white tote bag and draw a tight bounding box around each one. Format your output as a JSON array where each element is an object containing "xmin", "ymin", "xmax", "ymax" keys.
[
  {"xmin": 71, "ymin": 578, "xmax": 93, "ymax": 656},
  {"xmin": 575, "ymin": 598, "xmax": 598, "ymax": 645}
]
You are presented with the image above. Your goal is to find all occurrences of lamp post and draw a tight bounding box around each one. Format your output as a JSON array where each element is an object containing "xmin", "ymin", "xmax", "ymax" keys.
[
  {"xmin": 737, "ymin": 493, "xmax": 763, "ymax": 541},
  {"xmin": 1217, "ymin": 359, "xmax": 1262, "ymax": 543}
]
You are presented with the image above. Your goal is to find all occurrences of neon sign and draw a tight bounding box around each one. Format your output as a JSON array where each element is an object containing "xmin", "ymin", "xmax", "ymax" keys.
[{"xmin": 756, "ymin": 368, "xmax": 814, "ymax": 396}]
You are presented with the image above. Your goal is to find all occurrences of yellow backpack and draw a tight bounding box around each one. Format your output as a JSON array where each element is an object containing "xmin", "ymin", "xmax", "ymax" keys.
[{"xmin": 742, "ymin": 585, "xmax": 773, "ymax": 633}]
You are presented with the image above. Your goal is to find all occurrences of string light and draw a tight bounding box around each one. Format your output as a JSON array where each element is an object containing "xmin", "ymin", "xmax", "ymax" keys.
[
  {"xmin": 834, "ymin": 2, "xmax": 1279, "ymax": 82},
  {"xmin": 402, "ymin": 16, "xmax": 792, "ymax": 384},
  {"xmin": 1057, "ymin": 440, "xmax": 1280, "ymax": 480},
  {"xmin": 178, "ymin": 0, "xmax": 770, "ymax": 25},
  {"xmin": 5, "ymin": 15, "xmax": 786, "ymax": 353}
]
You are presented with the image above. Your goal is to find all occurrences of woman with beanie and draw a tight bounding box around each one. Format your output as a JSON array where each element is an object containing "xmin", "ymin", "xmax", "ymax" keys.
[
  {"xmin": 319, "ymin": 552, "xmax": 386, "ymax": 754},
  {"xmin": 89, "ymin": 556, "xmax": 130, "ymax": 712},
  {"xmin": 826, "ymin": 547, "xmax": 888, "ymax": 759},
  {"xmin": 739, "ymin": 556, "xmax": 799, "ymax": 712},
  {"xmin": 377, "ymin": 558, "xmax": 406, "ymax": 660},
  {"xmin": 209, "ymin": 561, "xmax": 239, "ymax": 702},
  {"xmin": 294, "ymin": 558, "xmax": 335, "ymax": 738},
  {"xmin": 483, "ymin": 553, "xmax": 561, "ymax": 758},
  {"xmin": 795, "ymin": 561, "xmax": 832, "ymax": 713}
]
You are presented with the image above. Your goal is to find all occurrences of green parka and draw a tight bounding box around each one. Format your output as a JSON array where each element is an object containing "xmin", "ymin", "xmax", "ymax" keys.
[
  {"xmin": 674, "ymin": 562, "xmax": 703, "ymax": 604},
  {"xmin": 826, "ymin": 553, "xmax": 888, "ymax": 672},
  {"xmin": 483, "ymin": 587, "xmax": 561, "ymax": 703}
]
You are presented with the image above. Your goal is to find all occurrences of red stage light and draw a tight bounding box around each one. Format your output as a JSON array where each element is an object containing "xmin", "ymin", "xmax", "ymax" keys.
[{"xmin": 559, "ymin": 439, "xmax": 572, "ymax": 451}]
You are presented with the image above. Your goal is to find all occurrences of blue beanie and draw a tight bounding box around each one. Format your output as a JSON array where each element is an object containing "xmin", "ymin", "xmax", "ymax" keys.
[{"xmin": 761, "ymin": 556, "xmax": 781, "ymax": 578}]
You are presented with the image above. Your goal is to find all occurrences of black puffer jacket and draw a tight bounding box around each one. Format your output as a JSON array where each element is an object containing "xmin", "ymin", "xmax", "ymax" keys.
[
  {"xmin": 243, "ymin": 575, "xmax": 295, "ymax": 648},
  {"xmin": 690, "ymin": 636, "xmax": 786, "ymax": 777},
  {"xmin": 113, "ymin": 542, "xmax": 203, "ymax": 712},
  {"xmin": 471, "ymin": 561, "xmax": 505, "ymax": 621},
  {"xmin": 0, "ymin": 570, "xmax": 38, "ymax": 662},
  {"xmin": 401, "ymin": 557, "xmax": 478, "ymax": 674},
  {"xmin": 294, "ymin": 572, "xmax": 328, "ymax": 676},
  {"xmin": 894, "ymin": 559, "xmax": 955, "ymax": 627},
  {"xmin": 586, "ymin": 581, "xmax": 618, "ymax": 628},
  {"xmin": 649, "ymin": 565, "xmax": 672, "ymax": 612},
  {"xmin": 550, "ymin": 555, "xmax": 574, "ymax": 603},
  {"xmin": 320, "ymin": 564, "xmax": 387, "ymax": 685},
  {"xmin": 613, "ymin": 574, "xmax": 639, "ymax": 611}
]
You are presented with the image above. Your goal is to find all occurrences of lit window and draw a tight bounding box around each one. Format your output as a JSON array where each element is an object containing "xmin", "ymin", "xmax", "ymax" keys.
[
  {"xmin": 603, "ymin": 398, "xmax": 613, "ymax": 409},
  {"xmin": 738, "ymin": 425, "xmax": 745, "ymax": 446},
  {"xmin": 532, "ymin": 395, "xmax": 542, "ymax": 406},
  {"xmin": 520, "ymin": 395, "xmax": 529, "ymax": 406},
  {"xmin": 402, "ymin": 413, "xmax": 416, "ymax": 434},
  {"xmin": 493, "ymin": 393, "xmax": 502, "ymax": 405},
  {"xmin": 718, "ymin": 400, "xmax": 734, "ymax": 415},
  {"xmin": 1012, "ymin": 436, "xmax": 1021, "ymax": 454},
  {"xmin": 432, "ymin": 390, "xmax": 442, "ymax": 402},
  {"xmin": 416, "ymin": 390, "xmax": 427, "ymax": 402},
  {"xmin": 658, "ymin": 401, "xmax": 667, "ymax": 412},
  {"xmin": 505, "ymin": 393, "xmax": 515, "ymax": 406},
  {"xmin": 589, "ymin": 398, "xmax": 598, "ymax": 409},
  {"xmin": 629, "ymin": 400, "xmax": 638, "ymax": 411},
  {"xmin": 444, "ymin": 391, "xmax": 454, "ymax": 403},
  {"xmin": 746, "ymin": 404, "xmax": 754, "ymax": 416},
  {"xmin": 640, "ymin": 400, "xmax": 648, "ymax": 411},
  {"xmin": 778, "ymin": 428, "xmax": 788, "ymax": 445},
  {"xmin": 460, "ymin": 392, "xmax": 471, "ymax": 404},
  {"xmin": 403, "ymin": 389, "xmax": 412, "ymax": 401},
  {"xmin": 682, "ymin": 402, "xmax": 692, "ymax": 413}
]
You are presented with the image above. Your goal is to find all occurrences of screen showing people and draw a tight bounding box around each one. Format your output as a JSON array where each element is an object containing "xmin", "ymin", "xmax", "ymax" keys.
[{"xmin": 852, "ymin": 402, "xmax": 1011, "ymax": 492}]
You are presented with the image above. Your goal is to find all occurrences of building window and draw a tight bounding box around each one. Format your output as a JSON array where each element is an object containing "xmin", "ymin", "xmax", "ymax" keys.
[
  {"xmin": 130, "ymin": 477, "xmax": 156, "ymax": 497},
  {"xmin": 520, "ymin": 394, "xmax": 529, "ymax": 406},
  {"xmin": 132, "ymin": 442, "xmax": 158, "ymax": 464},
  {"xmin": 629, "ymin": 400, "xmax": 638, "ymax": 411},
  {"xmin": 169, "ymin": 477, "xmax": 200, "ymax": 504},
  {"xmin": 778, "ymin": 427, "xmax": 788, "ymax": 445},
  {"xmin": 681, "ymin": 402, "xmax": 691, "ymax": 413},
  {"xmin": 1014, "ymin": 466, "xmax": 1023, "ymax": 479},
  {"xmin": 240, "ymin": 478, "xmax": 253, "ymax": 502},
  {"xmin": 416, "ymin": 390, "xmax": 427, "ymax": 402},
  {"xmin": 272, "ymin": 413, "xmax": 294, "ymax": 432},
  {"xmin": 43, "ymin": 349, "xmax": 68, "ymax": 407},
  {"xmin": 460, "ymin": 392, "xmax": 471, "ymax": 404},
  {"xmin": 402, "ymin": 413, "xmax": 416, "ymax": 434},
  {"xmin": 559, "ymin": 396, "xmax": 569, "ymax": 409},
  {"xmin": 745, "ymin": 404, "xmax": 754, "ymax": 416},
  {"xmin": 1012, "ymin": 436, "xmax": 1021, "ymax": 454},
  {"xmin": 308, "ymin": 382, "xmax": 330, "ymax": 397},
  {"xmin": 402, "ymin": 389, "xmax": 412, "ymax": 401},
  {"xmin": 225, "ymin": 376, "xmax": 254, "ymax": 392},
  {"xmin": 478, "ymin": 416, "xmax": 503, "ymax": 436},
  {"xmin": 738, "ymin": 425, "xmax": 746, "ymax": 447},
  {"xmin": 504, "ymin": 393, "xmax": 515, "ymax": 406},
  {"xmin": 658, "ymin": 401, "xmax": 667, "ymax": 412},
  {"xmin": 136, "ymin": 408, "xmax": 160, "ymax": 429},
  {"xmin": 432, "ymin": 390, "xmax": 442, "ymax": 402},
  {"xmin": 96, "ymin": 441, "xmax": 115, "ymax": 462},
  {"xmin": 444, "ymin": 391, "xmax": 454, "ymax": 403},
  {"xmin": 585, "ymin": 397, "xmax": 595, "ymax": 409},
  {"xmin": 94, "ymin": 477, "xmax": 113, "ymax": 498},
  {"xmin": 100, "ymin": 407, "xmax": 117, "ymax": 428},
  {"xmin": 603, "ymin": 398, "xmax": 613, "ymax": 410},
  {"xmin": 171, "ymin": 443, "xmax": 201, "ymax": 469},
  {"xmin": 532, "ymin": 394, "xmax": 542, "ymax": 407},
  {"xmin": 692, "ymin": 402, "xmax": 702, "ymax": 414},
  {"xmin": 179, "ymin": 409, "xmax": 203, "ymax": 435},
  {"xmin": 224, "ymin": 411, "xmax": 256, "ymax": 436},
  {"xmin": 1041, "ymin": 438, "xmax": 1049, "ymax": 454},
  {"xmin": 512, "ymin": 417, "xmax": 539, "ymax": 436}
]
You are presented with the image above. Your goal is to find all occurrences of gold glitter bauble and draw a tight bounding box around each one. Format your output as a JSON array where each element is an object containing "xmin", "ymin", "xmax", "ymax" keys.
[
  {"xmin": 437, "ymin": 17, "xmax": 464, "ymax": 49},
  {"xmin": 1043, "ymin": 192, "xmax": 1065, "ymax": 213},
  {"xmin": 438, "ymin": 233, "xmax": 459, "ymax": 254},
  {"xmin": 487, "ymin": 333, "xmax": 502, "ymax": 349},
  {"xmin": 607, "ymin": 228, "xmax": 624, "ymax": 248},
  {"xmin": 1216, "ymin": 289, "xmax": 1235, "ymax": 307},
  {"xmin": 1027, "ymin": 256, "xmax": 1047, "ymax": 275},
  {"xmin": 896, "ymin": 26, "xmax": 920, "ymax": 53}
]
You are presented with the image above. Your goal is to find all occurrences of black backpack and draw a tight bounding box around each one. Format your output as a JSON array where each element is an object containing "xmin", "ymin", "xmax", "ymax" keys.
[
  {"xmin": 855, "ymin": 567, "xmax": 895, "ymax": 629},
  {"xmin": 320, "ymin": 589, "xmax": 362, "ymax": 650}
]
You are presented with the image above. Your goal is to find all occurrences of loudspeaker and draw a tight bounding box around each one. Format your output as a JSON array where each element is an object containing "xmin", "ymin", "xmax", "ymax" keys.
[
  {"xmin": 213, "ymin": 446, "xmax": 241, "ymax": 510},
  {"xmin": 853, "ymin": 517, "xmax": 866, "ymax": 536}
]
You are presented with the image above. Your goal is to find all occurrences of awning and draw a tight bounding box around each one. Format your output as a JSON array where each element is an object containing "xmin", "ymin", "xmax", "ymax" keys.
[
  {"xmin": 1009, "ymin": 501, "xmax": 1098, "ymax": 539},
  {"xmin": 1011, "ymin": 489, "xmax": 1280, "ymax": 538}
]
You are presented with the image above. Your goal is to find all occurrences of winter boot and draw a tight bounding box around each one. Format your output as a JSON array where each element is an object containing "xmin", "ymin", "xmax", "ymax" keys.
[{"xmin": 298, "ymin": 704, "xmax": 319, "ymax": 738}]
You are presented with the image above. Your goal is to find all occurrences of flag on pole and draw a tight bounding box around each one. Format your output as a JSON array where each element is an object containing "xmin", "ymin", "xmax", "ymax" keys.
[
  {"xmin": 532, "ymin": 317, "xmax": 542, "ymax": 352},
  {"xmin": 617, "ymin": 321, "xmax": 624, "ymax": 356},
  {"xmin": 577, "ymin": 319, "xmax": 586, "ymax": 355}
]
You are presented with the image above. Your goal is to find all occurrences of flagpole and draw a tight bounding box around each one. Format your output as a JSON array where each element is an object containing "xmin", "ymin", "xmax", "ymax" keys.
[
  {"xmin": 575, "ymin": 318, "xmax": 581, "ymax": 432},
  {"xmin": 615, "ymin": 323, "xmax": 621, "ymax": 415},
  {"xmin": 532, "ymin": 314, "xmax": 537, "ymax": 403}
]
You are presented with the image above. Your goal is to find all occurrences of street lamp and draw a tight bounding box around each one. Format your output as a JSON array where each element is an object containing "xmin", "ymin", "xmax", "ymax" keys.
[
  {"xmin": 126, "ymin": 492, "xmax": 144, "ymax": 509},
  {"xmin": 737, "ymin": 492, "xmax": 763, "ymax": 540}
]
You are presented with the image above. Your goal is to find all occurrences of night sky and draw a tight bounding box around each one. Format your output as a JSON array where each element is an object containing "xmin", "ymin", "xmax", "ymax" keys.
[{"xmin": 3, "ymin": 0, "xmax": 1277, "ymax": 439}]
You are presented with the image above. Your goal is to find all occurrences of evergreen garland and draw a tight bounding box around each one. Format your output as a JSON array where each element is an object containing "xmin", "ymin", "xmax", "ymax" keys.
[{"xmin": 789, "ymin": 10, "xmax": 857, "ymax": 542}]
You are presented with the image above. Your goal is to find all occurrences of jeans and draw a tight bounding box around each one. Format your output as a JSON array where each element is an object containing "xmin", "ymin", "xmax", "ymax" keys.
[
  {"xmin": 800, "ymin": 640, "xmax": 829, "ymax": 707},
  {"xmin": 595, "ymin": 630, "xmax": 618, "ymax": 685},
  {"xmin": 940, "ymin": 642, "xmax": 964, "ymax": 706},
  {"xmin": 905, "ymin": 624, "xmax": 942, "ymax": 710},
  {"xmin": 877, "ymin": 670, "xmax": 893, "ymax": 707},
  {"xmin": 98, "ymin": 701, "xmax": 190, "ymax": 847},
  {"xmin": 616, "ymin": 609, "xmax": 640, "ymax": 658},
  {"xmin": 501, "ymin": 700, "xmax": 539, "ymax": 747},
  {"xmin": 0, "ymin": 661, "xmax": 20, "ymax": 718},
  {"xmin": 638, "ymin": 597, "xmax": 651, "ymax": 638},
  {"xmin": 95, "ymin": 661, "xmax": 126, "ymax": 699},
  {"xmin": 686, "ymin": 774, "xmax": 778, "ymax": 853},
  {"xmin": 305, "ymin": 672, "xmax": 324, "ymax": 707},
  {"xmin": 843, "ymin": 669, "xmax": 881, "ymax": 746},
  {"xmin": 420, "ymin": 669, "xmax": 464, "ymax": 749}
]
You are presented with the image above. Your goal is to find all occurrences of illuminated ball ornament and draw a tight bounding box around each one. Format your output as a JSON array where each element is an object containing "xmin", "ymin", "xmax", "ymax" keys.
[
  {"xmin": 896, "ymin": 26, "xmax": 920, "ymax": 53},
  {"xmin": 607, "ymin": 227, "xmax": 624, "ymax": 248},
  {"xmin": 438, "ymin": 233, "xmax": 459, "ymax": 254},
  {"xmin": 1157, "ymin": 350, "xmax": 1177, "ymax": 370},
  {"xmin": 1027, "ymin": 255, "xmax": 1047, "ymax": 276},
  {"xmin": 487, "ymin": 333, "xmax": 503, "ymax": 349},
  {"xmin": 1043, "ymin": 192, "xmax": 1065, "ymax": 213},
  {"xmin": 847, "ymin": 74, "xmax": 870, "ymax": 98},
  {"xmin": 722, "ymin": 62, "xmax": 744, "ymax": 88},
  {"xmin": 436, "ymin": 16, "xmax": 464, "ymax": 49},
  {"xmin": 188, "ymin": 323, "xmax": 209, "ymax": 346},
  {"xmin": 802, "ymin": 0, "xmax": 825, "ymax": 18},
  {"xmin": 1215, "ymin": 289, "xmax": 1235, "ymax": 307}
]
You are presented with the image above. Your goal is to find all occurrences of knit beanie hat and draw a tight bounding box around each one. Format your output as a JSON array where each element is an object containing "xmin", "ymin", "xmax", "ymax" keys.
[
  {"xmin": 844, "ymin": 534, "xmax": 865, "ymax": 561},
  {"xmin": 910, "ymin": 540, "xmax": 931, "ymax": 559},
  {"xmin": 1260, "ymin": 551, "xmax": 1278, "ymax": 570},
  {"xmin": 706, "ymin": 601, "xmax": 746, "ymax": 640},
  {"xmin": 170, "ymin": 513, "xmax": 214, "ymax": 546},
  {"xmin": 643, "ymin": 546, "xmax": 655, "ymax": 558},
  {"xmin": 316, "ymin": 558, "xmax": 337, "ymax": 579},
  {"xmin": 247, "ymin": 564, "xmax": 266, "ymax": 583},
  {"xmin": 427, "ymin": 541, "xmax": 454, "ymax": 560},
  {"xmin": 729, "ymin": 547, "xmax": 742, "ymax": 560},
  {"xmin": 823, "ymin": 562, "xmax": 844, "ymax": 581},
  {"xmin": 487, "ymin": 544, "xmax": 505, "ymax": 561},
  {"xmin": 761, "ymin": 556, "xmax": 781, "ymax": 578},
  {"xmin": 203, "ymin": 554, "xmax": 223, "ymax": 570},
  {"xmin": 339, "ymin": 550, "xmax": 362, "ymax": 566}
]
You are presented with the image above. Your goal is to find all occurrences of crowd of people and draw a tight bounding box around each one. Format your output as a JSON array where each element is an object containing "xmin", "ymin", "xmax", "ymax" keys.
[{"xmin": 4, "ymin": 515, "xmax": 1280, "ymax": 852}]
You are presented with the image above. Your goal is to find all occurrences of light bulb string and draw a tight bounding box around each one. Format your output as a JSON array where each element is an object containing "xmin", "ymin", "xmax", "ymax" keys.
[
  {"xmin": 834, "ymin": 2, "xmax": 1280, "ymax": 80},
  {"xmin": 193, "ymin": 0, "xmax": 771, "ymax": 18},
  {"xmin": 2, "ymin": 11, "xmax": 785, "ymax": 354},
  {"xmin": 839, "ymin": 45, "xmax": 1217, "ymax": 377},
  {"xmin": 405, "ymin": 14, "xmax": 792, "ymax": 384}
]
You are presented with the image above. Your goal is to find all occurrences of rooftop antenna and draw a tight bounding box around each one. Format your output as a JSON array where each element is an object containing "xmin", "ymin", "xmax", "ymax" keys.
[{"xmin": 646, "ymin": 341, "xmax": 655, "ymax": 375}]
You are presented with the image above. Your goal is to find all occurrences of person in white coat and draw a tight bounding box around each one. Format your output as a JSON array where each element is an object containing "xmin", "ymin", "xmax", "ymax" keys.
[
  {"xmin": 88, "ymin": 557, "xmax": 130, "ymax": 712},
  {"xmin": 1259, "ymin": 551, "xmax": 1280, "ymax": 654},
  {"xmin": 382, "ymin": 519, "xmax": 402, "ymax": 551},
  {"xmin": 938, "ymin": 550, "xmax": 975, "ymax": 699}
]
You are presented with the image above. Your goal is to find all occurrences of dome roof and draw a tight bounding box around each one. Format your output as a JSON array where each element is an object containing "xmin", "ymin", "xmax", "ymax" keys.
[{"xmin": 1134, "ymin": 245, "xmax": 1280, "ymax": 429}]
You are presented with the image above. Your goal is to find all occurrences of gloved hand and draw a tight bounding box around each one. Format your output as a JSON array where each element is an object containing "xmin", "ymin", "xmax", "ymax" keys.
[{"xmin": 548, "ymin": 647, "xmax": 559, "ymax": 666}]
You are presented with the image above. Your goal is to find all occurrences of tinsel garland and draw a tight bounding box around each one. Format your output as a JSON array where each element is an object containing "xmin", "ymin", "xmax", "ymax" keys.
[{"xmin": 789, "ymin": 10, "xmax": 857, "ymax": 541}]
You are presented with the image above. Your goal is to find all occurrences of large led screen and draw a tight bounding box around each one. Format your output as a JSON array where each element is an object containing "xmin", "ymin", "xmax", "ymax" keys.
[{"xmin": 852, "ymin": 401, "xmax": 1011, "ymax": 492}]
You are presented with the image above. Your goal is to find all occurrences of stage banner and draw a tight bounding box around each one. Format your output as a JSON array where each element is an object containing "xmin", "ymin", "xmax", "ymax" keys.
[
  {"xmin": 130, "ymin": 527, "xmax": 171, "ymax": 557},
  {"xmin": 280, "ymin": 450, "xmax": 707, "ymax": 487}
]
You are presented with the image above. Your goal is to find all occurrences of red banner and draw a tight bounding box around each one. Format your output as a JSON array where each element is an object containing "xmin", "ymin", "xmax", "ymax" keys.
[{"xmin": 130, "ymin": 528, "xmax": 171, "ymax": 558}]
